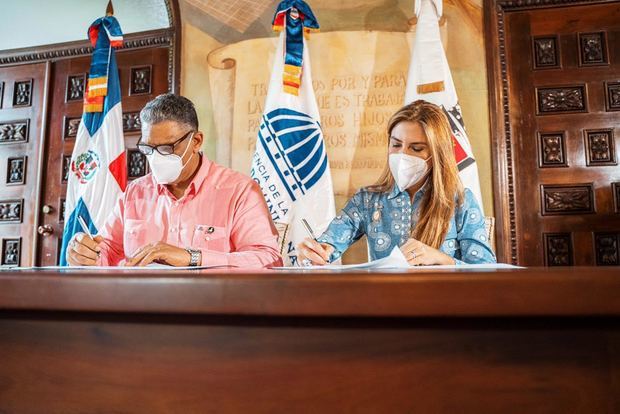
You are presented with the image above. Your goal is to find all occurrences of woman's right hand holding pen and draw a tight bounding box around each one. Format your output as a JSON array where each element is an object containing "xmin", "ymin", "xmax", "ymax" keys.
[{"xmin": 297, "ymin": 238, "xmax": 334, "ymax": 266}]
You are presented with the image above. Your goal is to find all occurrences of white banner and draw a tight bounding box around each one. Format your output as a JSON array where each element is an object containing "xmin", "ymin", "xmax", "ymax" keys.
[
  {"xmin": 405, "ymin": 0, "xmax": 484, "ymax": 211},
  {"xmin": 251, "ymin": 31, "xmax": 336, "ymax": 266}
]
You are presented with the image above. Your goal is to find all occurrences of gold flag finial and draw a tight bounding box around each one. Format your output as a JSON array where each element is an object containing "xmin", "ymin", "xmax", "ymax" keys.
[{"xmin": 106, "ymin": 0, "xmax": 114, "ymax": 16}]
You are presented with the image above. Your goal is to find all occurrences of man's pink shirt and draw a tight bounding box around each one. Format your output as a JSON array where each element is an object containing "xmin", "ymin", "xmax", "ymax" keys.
[{"xmin": 98, "ymin": 156, "xmax": 283, "ymax": 268}]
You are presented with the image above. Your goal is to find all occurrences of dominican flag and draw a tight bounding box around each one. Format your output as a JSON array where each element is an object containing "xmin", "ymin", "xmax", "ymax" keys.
[
  {"xmin": 250, "ymin": 0, "xmax": 335, "ymax": 266},
  {"xmin": 59, "ymin": 15, "xmax": 126, "ymax": 265},
  {"xmin": 404, "ymin": 0, "xmax": 484, "ymax": 210}
]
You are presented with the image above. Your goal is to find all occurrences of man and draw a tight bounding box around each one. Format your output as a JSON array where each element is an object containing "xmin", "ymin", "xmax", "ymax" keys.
[{"xmin": 67, "ymin": 94, "xmax": 282, "ymax": 268}]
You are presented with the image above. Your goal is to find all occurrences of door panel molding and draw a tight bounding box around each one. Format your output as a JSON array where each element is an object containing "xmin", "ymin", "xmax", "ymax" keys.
[{"xmin": 484, "ymin": 0, "xmax": 620, "ymax": 264}]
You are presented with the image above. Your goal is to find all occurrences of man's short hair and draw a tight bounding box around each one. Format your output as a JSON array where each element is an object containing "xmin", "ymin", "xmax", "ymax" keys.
[{"xmin": 140, "ymin": 93, "xmax": 199, "ymax": 130}]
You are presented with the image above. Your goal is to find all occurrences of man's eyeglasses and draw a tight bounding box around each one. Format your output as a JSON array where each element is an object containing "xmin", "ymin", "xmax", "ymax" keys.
[{"xmin": 136, "ymin": 130, "xmax": 194, "ymax": 156}]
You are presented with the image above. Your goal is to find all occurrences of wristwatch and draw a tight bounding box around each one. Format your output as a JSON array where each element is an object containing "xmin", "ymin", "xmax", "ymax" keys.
[{"xmin": 186, "ymin": 248, "xmax": 202, "ymax": 267}]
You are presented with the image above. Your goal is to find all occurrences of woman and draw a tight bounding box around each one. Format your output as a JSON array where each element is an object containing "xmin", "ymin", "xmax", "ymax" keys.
[{"xmin": 297, "ymin": 100, "xmax": 496, "ymax": 266}]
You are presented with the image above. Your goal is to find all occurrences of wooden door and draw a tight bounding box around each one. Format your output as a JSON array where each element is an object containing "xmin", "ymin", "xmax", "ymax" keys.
[
  {"xmin": 0, "ymin": 63, "xmax": 48, "ymax": 267},
  {"xmin": 489, "ymin": 1, "xmax": 620, "ymax": 266},
  {"xmin": 37, "ymin": 47, "xmax": 170, "ymax": 266}
]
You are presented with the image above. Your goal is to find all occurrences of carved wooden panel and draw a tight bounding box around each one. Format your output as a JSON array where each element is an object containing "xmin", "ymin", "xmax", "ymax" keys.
[
  {"xmin": 490, "ymin": 1, "xmax": 620, "ymax": 266},
  {"xmin": 585, "ymin": 129, "xmax": 616, "ymax": 166},
  {"xmin": 605, "ymin": 81, "xmax": 620, "ymax": 112},
  {"xmin": 59, "ymin": 198, "xmax": 66, "ymax": 223},
  {"xmin": 13, "ymin": 79, "xmax": 32, "ymax": 107},
  {"xmin": 0, "ymin": 62, "xmax": 47, "ymax": 267},
  {"xmin": 543, "ymin": 233, "xmax": 573, "ymax": 266},
  {"xmin": 541, "ymin": 184, "xmax": 594, "ymax": 215},
  {"xmin": 0, "ymin": 120, "xmax": 29, "ymax": 144},
  {"xmin": 63, "ymin": 116, "xmax": 81, "ymax": 139},
  {"xmin": 1, "ymin": 238, "xmax": 21, "ymax": 267},
  {"xmin": 6, "ymin": 156, "xmax": 27, "ymax": 185},
  {"xmin": 578, "ymin": 32, "xmax": 608, "ymax": 66},
  {"xmin": 594, "ymin": 233, "xmax": 619, "ymax": 266},
  {"xmin": 127, "ymin": 149, "xmax": 148, "ymax": 179},
  {"xmin": 0, "ymin": 199, "xmax": 23, "ymax": 223},
  {"xmin": 532, "ymin": 36, "xmax": 559, "ymax": 69},
  {"xmin": 66, "ymin": 73, "xmax": 86, "ymax": 102},
  {"xmin": 537, "ymin": 86, "xmax": 586, "ymax": 114},
  {"xmin": 130, "ymin": 65, "xmax": 152, "ymax": 95},
  {"xmin": 0, "ymin": 81, "xmax": 4, "ymax": 108},
  {"xmin": 61, "ymin": 155, "xmax": 71, "ymax": 183},
  {"xmin": 613, "ymin": 183, "xmax": 620, "ymax": 213},
  {"xmin": 538, "ymin": 132, "xmax": 567, "ymax": 167},
  {"xmin": 123, "ymin": 112, "xmax": 141, "ymax": 132}
]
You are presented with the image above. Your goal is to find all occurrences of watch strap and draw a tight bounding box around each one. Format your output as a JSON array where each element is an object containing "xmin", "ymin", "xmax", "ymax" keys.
[{"xmin": 186, "ymin": 248, "xmax": 201, "ymax": 267}]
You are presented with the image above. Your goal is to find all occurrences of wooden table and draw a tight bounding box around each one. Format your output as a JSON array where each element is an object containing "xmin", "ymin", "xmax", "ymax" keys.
[{"xmin": 1, "ymin": 267, "xmax": 619, "ymax": 413}]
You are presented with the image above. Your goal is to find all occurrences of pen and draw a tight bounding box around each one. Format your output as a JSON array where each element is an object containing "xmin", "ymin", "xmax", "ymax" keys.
[
  {"xmin": 77, "ymin": 215, "xmax": 100, "ymax": 258},
  {"xmin": 77, "ymin": 215, "xmax": 93, "ymax": 238},
  {"xmin": 301, "ymin": 218, "xmax": 330, "ymax": 265},
  {"xmin": 301, "ymin": 218, "xmax": 317, "ymax": 240}
]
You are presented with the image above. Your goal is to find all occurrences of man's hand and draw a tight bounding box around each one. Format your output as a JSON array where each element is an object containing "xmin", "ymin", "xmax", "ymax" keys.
[
  {"xmin": 66, "ymin": 233, "xmax": 104, "ymax": 266},
  {"xmin": 125, "ymin": 242, "xmax": 192, "ymax": 267},
  {"xmin": 400, "ymin": 238, "xmax": 455, "ymax": 266}
]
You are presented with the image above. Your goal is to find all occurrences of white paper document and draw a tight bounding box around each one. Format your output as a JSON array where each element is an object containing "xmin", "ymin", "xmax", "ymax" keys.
[
  {"xmin": 4, "ymin": 263, "xmax": 225, "ymax": 271},
  {"xmin": 426, "ymin": 263, "xmax": 523, "ymax": 269},
  {"xmin": 274, "ymin": 247, "xmax": 410, "ymax": 270},
  {"xmin": 274, "ymin": 247, "xmax": 523, "ymax": 271}
]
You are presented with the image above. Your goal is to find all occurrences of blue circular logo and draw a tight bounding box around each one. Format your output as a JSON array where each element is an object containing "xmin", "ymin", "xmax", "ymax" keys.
[{"xmin": 256, "ymin": 108, "xmax": 327, "ymax": 201}]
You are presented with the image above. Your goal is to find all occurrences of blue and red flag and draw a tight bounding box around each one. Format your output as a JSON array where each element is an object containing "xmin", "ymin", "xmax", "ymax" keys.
[
  {"xmin": 59, "ymin": 15, "xmax": 126, "ymax": 265},
  {"xmin": 404, "ymin": 0, "xmax": 484, "ymax": 211}
]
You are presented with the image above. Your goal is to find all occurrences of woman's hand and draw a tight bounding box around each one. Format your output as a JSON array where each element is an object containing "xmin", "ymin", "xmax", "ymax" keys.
[
  {"xmin": 296, "ymin": 238, "xmax": 335, "ymax": 266},
  {"xmin": 400, "ymin": 238, "xmax": 455, "ymax": 266}
]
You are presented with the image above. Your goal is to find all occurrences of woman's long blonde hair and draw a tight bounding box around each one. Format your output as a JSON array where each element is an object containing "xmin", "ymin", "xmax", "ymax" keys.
[{"xmin": 367, "ymin": 100, "xmax": 464, "ymax": 249}]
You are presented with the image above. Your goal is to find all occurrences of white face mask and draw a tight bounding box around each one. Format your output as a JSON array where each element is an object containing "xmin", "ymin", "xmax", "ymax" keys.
[
  {"xmin": 146, "ymin": 133, "xmax": 195, "ymax": 184},
  {"xmin": 389, "ymin": 153, "xmax": 431, "ymax": 191}
]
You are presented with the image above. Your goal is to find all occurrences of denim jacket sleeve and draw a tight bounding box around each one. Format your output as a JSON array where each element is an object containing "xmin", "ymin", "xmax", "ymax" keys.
[
  {"xmin": 316, "ymin": 190, "xmax": 366, "ymax": 261},
  {"xmin": 452, "ymin": 189, "xmax": 497, "ymax": 265}
]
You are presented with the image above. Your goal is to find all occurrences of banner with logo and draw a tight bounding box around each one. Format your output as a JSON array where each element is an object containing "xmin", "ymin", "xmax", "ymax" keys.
[{"xmin": 250, "ymin": 0, "xmax": 336, "ymax": 266}]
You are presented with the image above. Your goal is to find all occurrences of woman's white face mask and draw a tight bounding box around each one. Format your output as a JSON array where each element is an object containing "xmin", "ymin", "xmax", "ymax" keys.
[
  {"xmin": 389, "ymin": 153, "xmax": 431, "ymax": 191},
  {"xmin": 147, "ymin": 132, "xmax": 195, "ymax": 184}
]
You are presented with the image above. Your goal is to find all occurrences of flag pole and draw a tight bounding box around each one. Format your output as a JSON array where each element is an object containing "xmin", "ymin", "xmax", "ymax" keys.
[{"xmin": 106, "ymin": 0, "xmax": 114, "ymax": 16}]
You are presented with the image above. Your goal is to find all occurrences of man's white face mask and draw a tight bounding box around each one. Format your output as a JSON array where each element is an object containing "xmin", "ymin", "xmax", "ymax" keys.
[
  {"xmin": 146, "ymin": 132, "xmax": 195, "ymax": 185},
  {"xmin": 388, "ymin": 153, "xmax": 431, "ymax": 191}
]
